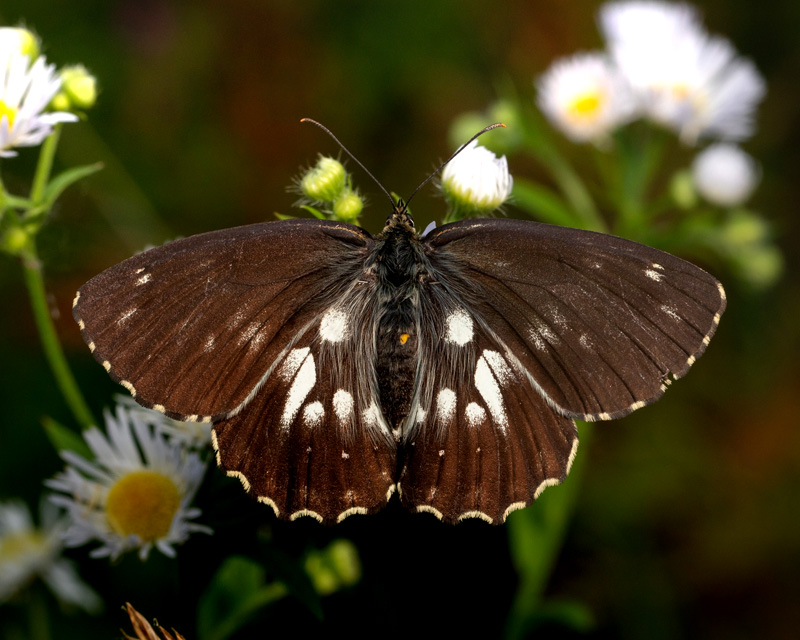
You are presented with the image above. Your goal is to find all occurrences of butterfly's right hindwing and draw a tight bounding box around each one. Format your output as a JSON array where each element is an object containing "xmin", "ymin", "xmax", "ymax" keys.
[{"xmin": 212, "ymin": 255, "xmax": 398, "ymax": 523}]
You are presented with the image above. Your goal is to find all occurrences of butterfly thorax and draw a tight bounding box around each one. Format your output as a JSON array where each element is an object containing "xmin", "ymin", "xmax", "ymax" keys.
[{"xmin": 374, "ymin": 214, "xmax": 424, "ymax": 437}]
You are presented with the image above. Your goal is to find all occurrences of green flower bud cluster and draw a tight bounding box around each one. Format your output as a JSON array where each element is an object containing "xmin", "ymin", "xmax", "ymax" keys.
[
  {"xmin": 718, "ymin": 210, "xmax": 782, "ymax": 289},
  {"xmin": 304, "ymin": 539, "xmax": 361, "ymax": 595},
  {"xmin": 51, "ymin": 64, "xmax": 98, "ymax": 112},
  {"xmin": 299, "ymin": 156, "xmax": 364, "ymax": 224}
]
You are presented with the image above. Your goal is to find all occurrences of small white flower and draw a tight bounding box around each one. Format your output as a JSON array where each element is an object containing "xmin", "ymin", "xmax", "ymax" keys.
[
  {"xmin": 0, "ymin": 27, "xmax": 40, "ymax": 61},
  {"xmin": 0, "ymin": 52, "xmax": 78, "ymax": 157},
  {"xmin": 537, "ymin": 51, "xmax": 636, "ymax": 144},
  {"xmin": 599, "ymin": 1, "xmax": 765, "ymax": 143},
  {"xmin": 441, "ymin": 140, "xmax": 513, "ymax": 216},
  {"xmin": 46, "ymin": 404, "xmax": 212, "ymax": 561},
  {"xmin": 692, "ymin": 143, "xmax": 759, "ymax": 207},
  {"xmin": 114, "ymin": 394, "xmax": 211, "ymax": 450},
  {"xmin": 0, "ymin": 500, "xmax": 101, "ymax": 611}
]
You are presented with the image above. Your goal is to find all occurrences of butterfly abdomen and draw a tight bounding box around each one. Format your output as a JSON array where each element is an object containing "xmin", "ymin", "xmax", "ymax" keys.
[{"xmin": 371, "ymin": 218, "xmax": 427, "ymax": 436}]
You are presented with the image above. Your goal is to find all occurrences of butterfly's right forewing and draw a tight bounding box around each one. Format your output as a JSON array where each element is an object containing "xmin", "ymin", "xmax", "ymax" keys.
[{"xmin": 74, "ymin": 219, "xmax": 373, "ymax": 421}]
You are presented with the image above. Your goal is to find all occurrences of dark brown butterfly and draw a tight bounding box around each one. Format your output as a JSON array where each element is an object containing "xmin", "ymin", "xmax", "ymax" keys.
[{"xmin": 73, "ymin": 127, "xmax": 725, "ymax": 524}]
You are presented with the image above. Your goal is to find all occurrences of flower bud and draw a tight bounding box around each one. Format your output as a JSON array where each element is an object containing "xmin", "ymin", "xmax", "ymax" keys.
[
  {"xmin": 300, "ymin": 156, "xmax": 346, "ymax": 203},
  {"xmin": 669, "ymin": 169, "xmax": 697, "ymax": 210},
  {"xmin": 441, "ymin": 141, "xmax": 513, "ymax": 218},
  {"xmin": 332, "ymin": 188, "xmax": 363, "ymax": 223},
  {"xmin": 0, "ymin": 27, "xmax": 40, "ymax": 60},
  {"xmin": 692, "ymin": 144, "xmax": 760, "ymax": 207},
  {"xmin": 55, "ymin": 65, "xmax": 98, "ymax": 111},
  {"xmin": 2, "ymin": 225, "xmax": 31, "ymax": 255}
]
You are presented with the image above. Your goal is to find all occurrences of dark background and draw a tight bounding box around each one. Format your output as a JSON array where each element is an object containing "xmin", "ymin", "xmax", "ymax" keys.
[{"xmin": 1, "ymin": 1, "xmax": 798, "ymax": 638}]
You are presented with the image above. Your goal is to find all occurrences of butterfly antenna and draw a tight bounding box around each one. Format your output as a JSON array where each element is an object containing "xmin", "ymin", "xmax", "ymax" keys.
[
  {"xmin": 401, "ymin": 122, "xmax": 506, "ymax": 212},
  {"xmin": 301, "ymin": 118, "xmax": 397, "ymax": 211}
]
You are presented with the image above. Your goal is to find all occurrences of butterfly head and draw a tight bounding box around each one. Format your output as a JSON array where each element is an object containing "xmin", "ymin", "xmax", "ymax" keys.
[{"xmin": 385, "ymin": 198, "xmax": 415, "ymax": 232}]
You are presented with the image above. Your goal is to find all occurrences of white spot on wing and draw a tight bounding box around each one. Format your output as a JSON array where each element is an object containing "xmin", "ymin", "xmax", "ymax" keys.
[
  {"xmin": 660, "ymin": 305, "xmax": 680, "ymax": 320},
  {"xmin": 363, "ymin": 401, "xmax": 380, "ymax": 427},
  {"xmin": 445, "ymin": 307, "xmax": 473, "ymax": 346},
  {"xmin": 117, "ymin": 308, "xmax": 137, "ymax": 326},
  {"xmin": 238, "ymin": 322, "xmax": 260, "ymax": 346},
  {"xmin": 136, "ymin": 273, "xmax": 152, "ymax": 285},
  {"xmin": 645, "ymin": 269, "xmax": 663, "ymax": 282},
  {"xmin": 333, "ymin": 389, "xmax": 354, "ymax": 424},
  {"xmin": 465, "ymin": 402, "xmax": 486, "ymax": 427},
  {"xmin": 482, "ymin": 350, "xmax": 513, "ymax": 387},
  {"xmin": 280, "ymin": 347, "xmax": 310, "ymax": 381},
  {"xmin": 436, "ymin": 388, "xmax": 456, "ymax": 424},
  {"xmin": 72, "ymin": 292, "xmax": 80, "ymax": 308},
  {"xmin": 303, "ymin": 401, "xmax": 324, "ymax": 427},
  {"xmin": 280, "ymin": 353, "xmax": 316, "ymax": 429},
  {"xmin": 530, "ymin": 320, "xmax": 559, "ymax": 350},
  {"xmin": 320, "ymin": 308, "xmax": 350, "ymax": 343},
  {"xmin": 204, "ymin": 335, "xmax": 215, "ymax": 352},
  {"xmin": 474, "ymin": 356, "xmax": 507, "ymax": 432}
]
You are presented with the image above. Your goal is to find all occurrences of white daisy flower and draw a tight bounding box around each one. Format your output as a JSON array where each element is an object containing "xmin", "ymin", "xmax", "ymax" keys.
[
  {"xmin": 692, "ymin": 143, "xmax": 760, "ymax": 207},
  {"xmin": 46, "ymin": 404, "xmax": 212, "ymax": 561},
  {"xmin": 537, "ymin": 51, "xmax": 636, "ymax": 144},
  {"xmin": 114, "ymin": 394, "xmax": 211, "ymax": 450},
  {"xmin": 0, "ymin": 26, "xmax": 40, "ymax": 61},
  {"xmin": 441, "ymin": 140, "xmax": 513, "ymax": 217},
  {"xmin": 0, "ymin": 500, "xmax": 101, "ymax": 611},
  {"xmin": 0, "ymin": 52, "xmax": 78, "ymax": 157},
  {"xmin": 599, "ymin": 1, "xmax": 765, "ymax": 144}
]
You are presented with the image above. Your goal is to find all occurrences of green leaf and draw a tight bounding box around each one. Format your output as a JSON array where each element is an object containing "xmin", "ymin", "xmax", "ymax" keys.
[
  {"xmin": 504, "ymin": 422, "xmax": 593, "ymax": 639},
  {"xmin": 523, "ymin": 599, "xmax": 595, "ymax": 633},
  {"xmin": 274, "ymin": 212, "xmax": 296, "ymax": 220},
  {"xmin": 40, "ymin": 162, "xmax": 103, "ymax": 208},
  {"xmin": 197, "ymin": 556, "xmax": 289, "ymax": 640},
  {"xmin": 258, "ymin": 545, "xmax": 324, "ymax": 620},
  {"xmin": 41, "ymin": 416, "xmax": 92, "ymax": 458},
  {"xmin": 299, "ymin": 205, "xmax": 327, "ymax": 219},
  {"xmin": 512, "ymin": 178, "xmax": 582, "ymax": 227}
]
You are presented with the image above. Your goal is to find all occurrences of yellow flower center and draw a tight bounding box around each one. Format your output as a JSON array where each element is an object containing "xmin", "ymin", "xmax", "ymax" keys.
[
  {"xmin": 567, "ymin": 90, "xmax": 603, "ymax": 121},
  {"xmin": 105, "ymin": 470, "xmax": 181, "ymax": 542},
  {"xmin": 670, "ymin": 84, "xmax": 691, "ymax": 100},
  {"xmin": 0, "ymin": 100, "xmax": 17, "ymax": 129},
  {"xmin": 0, "ymin": 530, "xmax": 49, "ymax": 562}
]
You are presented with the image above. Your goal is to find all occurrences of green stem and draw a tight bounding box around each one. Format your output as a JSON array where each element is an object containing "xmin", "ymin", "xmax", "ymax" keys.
[
  {"xmin": 22, "ymin": 242, "xmax": 95, "ymax": 430},
  {"xmin": 504, "ymin": 422, "xmax": 593, "ymax": 639},
  {"xmin": 27, "ymin": 588, "xmax": 52, "ymax": 640},
  {"xmin": 30, "ymin": 125, "xmax": 61, "ymax": 205}
]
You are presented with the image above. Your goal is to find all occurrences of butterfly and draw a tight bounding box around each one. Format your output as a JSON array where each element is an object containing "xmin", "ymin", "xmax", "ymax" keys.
[{"xmin": 73, "ymin": 123, "xmax": 726, "ymax": 525}]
